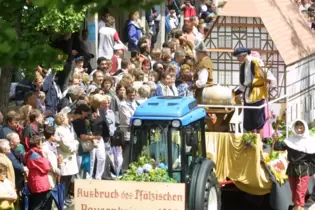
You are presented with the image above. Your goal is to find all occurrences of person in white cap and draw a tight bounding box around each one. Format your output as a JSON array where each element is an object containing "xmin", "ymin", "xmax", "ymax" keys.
[{"xmin": 110, "ymin": 43, "xmax": 126, "ymax": 75}]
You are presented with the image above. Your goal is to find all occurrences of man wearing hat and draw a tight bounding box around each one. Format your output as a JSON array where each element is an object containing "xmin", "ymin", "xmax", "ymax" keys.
[
  {"xmin": 232, "ymin": 47, "xmax": 270, "ymax": 134},
  {"xmin": 192, "ymin": 41, "xmax": 213, "ymax": 103}
]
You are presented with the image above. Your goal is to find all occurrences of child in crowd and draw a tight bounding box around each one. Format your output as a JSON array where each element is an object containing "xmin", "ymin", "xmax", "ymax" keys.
[
  {"xmin": 176, "ymin": 64, "xmax": 193, "ymax": 97},
  {"xmin": 74, "ymin": 56, "xmax": 85, "ymax": 73},
  {"xmin": 0, "ymin": 163, "xmax": 17, "ymax": 210},
  {"xmin": 169, "ymin": 73, "xmax": 179, "ymax": 96},
  {"xmin": 37, "ymin": 91, "xmax": 46, "ymax": 114}
]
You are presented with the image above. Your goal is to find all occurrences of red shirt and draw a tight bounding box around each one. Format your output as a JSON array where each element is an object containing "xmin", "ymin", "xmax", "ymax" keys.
[{"xmin": 25, "ymin": 147, "xmax": 51, "ymax": 193}]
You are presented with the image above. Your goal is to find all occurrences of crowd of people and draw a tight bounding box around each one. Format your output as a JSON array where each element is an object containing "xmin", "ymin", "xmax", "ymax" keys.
[{"xmin": 0, "ymin": 0, "xmax": 219, "ymax": 209}]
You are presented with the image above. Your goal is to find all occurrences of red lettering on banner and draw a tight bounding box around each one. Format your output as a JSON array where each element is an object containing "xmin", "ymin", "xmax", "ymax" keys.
[
  {"xmin": 77, "ymin": 188, "xmax": 119, "ymax": 198},
  {"xmin": 121, "ymin": 191, "xmax": 133, "ymax": 199}
]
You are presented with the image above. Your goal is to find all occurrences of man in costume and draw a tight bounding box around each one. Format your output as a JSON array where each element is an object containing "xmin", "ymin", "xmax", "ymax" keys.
[
  {"xmin": 233, "ymin": 47, "xmax": 270, "ymax": 134},
  {"xmin": 192, "ymin": 41, "xmax": 213, "ymax": 104}
]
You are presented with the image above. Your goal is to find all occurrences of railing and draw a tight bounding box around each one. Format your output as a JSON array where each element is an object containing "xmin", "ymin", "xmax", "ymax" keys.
[{"xmin": 198, "ymin": 94, "xmax": 289, "ymax": 137}]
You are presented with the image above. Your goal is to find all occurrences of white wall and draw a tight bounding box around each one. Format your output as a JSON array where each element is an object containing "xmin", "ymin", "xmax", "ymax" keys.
[{"xmin": 286, "ymin": 55, "xmax": 315, "ymax": 124}]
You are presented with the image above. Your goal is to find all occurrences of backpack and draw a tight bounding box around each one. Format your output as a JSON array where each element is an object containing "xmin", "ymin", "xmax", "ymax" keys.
[{"xmin": 121, "ymin": 20, "xmax": 130, "ymax": 44}]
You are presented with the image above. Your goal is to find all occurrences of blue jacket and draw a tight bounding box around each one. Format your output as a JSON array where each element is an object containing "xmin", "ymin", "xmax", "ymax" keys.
[
  {"xmin": 7, "ymin": 150, "xmax": 25, "ymax": 190},
  {"xmin": 0, "ymin": 126, "xmax": 14, "ymax": 139},
  {"xmin": 128, "ymin": 21, "xmax": 143, "ymax": 51},
  {"xmin": 42, "ymin": 71, "xmax": 59, "ymax": 114}
]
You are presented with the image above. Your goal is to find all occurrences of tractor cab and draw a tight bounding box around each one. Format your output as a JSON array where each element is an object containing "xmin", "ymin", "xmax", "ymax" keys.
[{"xmin": 129, "ymin": 96, "xmax": 221, "ymax": 210}]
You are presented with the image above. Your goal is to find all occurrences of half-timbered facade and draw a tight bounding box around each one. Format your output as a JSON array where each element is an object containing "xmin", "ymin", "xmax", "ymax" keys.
[{"xmin": 205, "ymin": 0, "xmax": 315, "ymax": 124}]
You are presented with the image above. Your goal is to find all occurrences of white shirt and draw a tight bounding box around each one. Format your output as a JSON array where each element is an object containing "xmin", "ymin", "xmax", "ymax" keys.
[
  {"xmin": 169, "ymin": 14, "xmax": 179, "ymax": 29},
  {"xmin": 42, "ymin": 141, "xmax": 59, "ymax": 188},
  {"xmin": 195, "ymin": 68, "xmax": 208, "ymax": 88},
  {"xmin": 55, "ymin": 125, "xmax": 79, "ymax": 176},
  {"xmin": 98, "ymin": 27, "xmax": 117, "ymax": 59},
  {"xmin": 119, "ymin": 100, "xmax": 138, "ymax": 141}
]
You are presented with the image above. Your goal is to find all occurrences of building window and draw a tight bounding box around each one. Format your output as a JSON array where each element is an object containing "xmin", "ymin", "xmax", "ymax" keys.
[
  {"xmin": 247, "ymin": 37, "xmax": 260, "ymax": 49},
  {"xmin": 232, "ymin": 17, "xmax": 239, "ymax": 23},
  {"xmin": 218, "ymin": 33, "xmax": 232, "ymax": 48},
  {"xmin": 305, "ymin": 95, "xmax": 312, "ymax": 111}
]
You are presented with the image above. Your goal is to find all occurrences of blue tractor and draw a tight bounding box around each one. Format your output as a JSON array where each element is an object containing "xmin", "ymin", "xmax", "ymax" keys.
[{"xmin": 129, "ymin": 96, "xmax": 221, "ymax": 210}]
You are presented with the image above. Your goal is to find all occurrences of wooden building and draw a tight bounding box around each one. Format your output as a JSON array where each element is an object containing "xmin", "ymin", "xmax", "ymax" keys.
[{"xmin": 205, "ymin": 0, "xmax": 315, "ymax": 124}]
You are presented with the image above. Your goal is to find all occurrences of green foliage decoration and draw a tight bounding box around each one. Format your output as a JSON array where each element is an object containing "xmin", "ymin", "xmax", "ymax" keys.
[{"xmin": 242, "ymin": 132, "xmax": 257, "ymax": 148}]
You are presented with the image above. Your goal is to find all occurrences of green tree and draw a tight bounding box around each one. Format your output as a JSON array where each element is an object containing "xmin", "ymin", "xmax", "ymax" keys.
[{"xmin": 0, "ymin": 0, "xmax": 162, "ymax": 113}]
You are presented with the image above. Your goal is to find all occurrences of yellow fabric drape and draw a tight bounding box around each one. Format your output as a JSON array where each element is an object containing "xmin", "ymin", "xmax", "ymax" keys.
[{"xmin": 206, "ymin": 132, "xmax": 272, "ymax": 195}]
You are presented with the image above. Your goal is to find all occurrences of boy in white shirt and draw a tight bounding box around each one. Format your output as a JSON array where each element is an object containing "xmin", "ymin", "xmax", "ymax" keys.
[{"xmin": 169, "ymin": 10, "xmax": 179, "ymax": 29}]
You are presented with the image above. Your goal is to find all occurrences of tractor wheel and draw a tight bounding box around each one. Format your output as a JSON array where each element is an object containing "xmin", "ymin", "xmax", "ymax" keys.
[
  {"xmin": 195, "ymin": 159, "xmax": 221, "ymax": 210},
  {"xmin": 188, "ymin": 163, "xmax": 201, "ymax": 210}
]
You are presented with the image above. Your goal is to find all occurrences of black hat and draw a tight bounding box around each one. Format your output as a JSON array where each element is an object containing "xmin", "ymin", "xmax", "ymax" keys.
[
  {"xmin": 74, "ymin": 56, "xmax": 84, "ymax": 63},
  {"xmin": 232, "ymin": 47, "xmax": 251, "ymax": 56}
]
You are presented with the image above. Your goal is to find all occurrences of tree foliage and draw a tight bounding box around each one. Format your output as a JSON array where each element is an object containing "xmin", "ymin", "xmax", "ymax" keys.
[
  {"xmin": 36, "ymin": 5, "xmax": 87, "ymax": 34},
  {"xmin": 0, "ymin": 0, "xmax": 162, "ymax": 70}
]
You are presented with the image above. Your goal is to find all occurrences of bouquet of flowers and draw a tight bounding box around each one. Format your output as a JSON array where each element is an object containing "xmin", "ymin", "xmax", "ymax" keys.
[
  {"xmin": 120, "ymin": 147, "xmax": 177, "ymax": 183},
  {"xmin": 263, "ymin": 151, "xmax": 288, "ymax": 184},
  {"xmin": 242, "ymin": 132, "xmax": 257, "ymax": 148}
]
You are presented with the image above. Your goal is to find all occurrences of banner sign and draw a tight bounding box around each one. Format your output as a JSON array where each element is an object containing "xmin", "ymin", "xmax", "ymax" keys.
[{"xmin": 75, "ymin": 179, "xmax": 186, "ymax": 210}]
